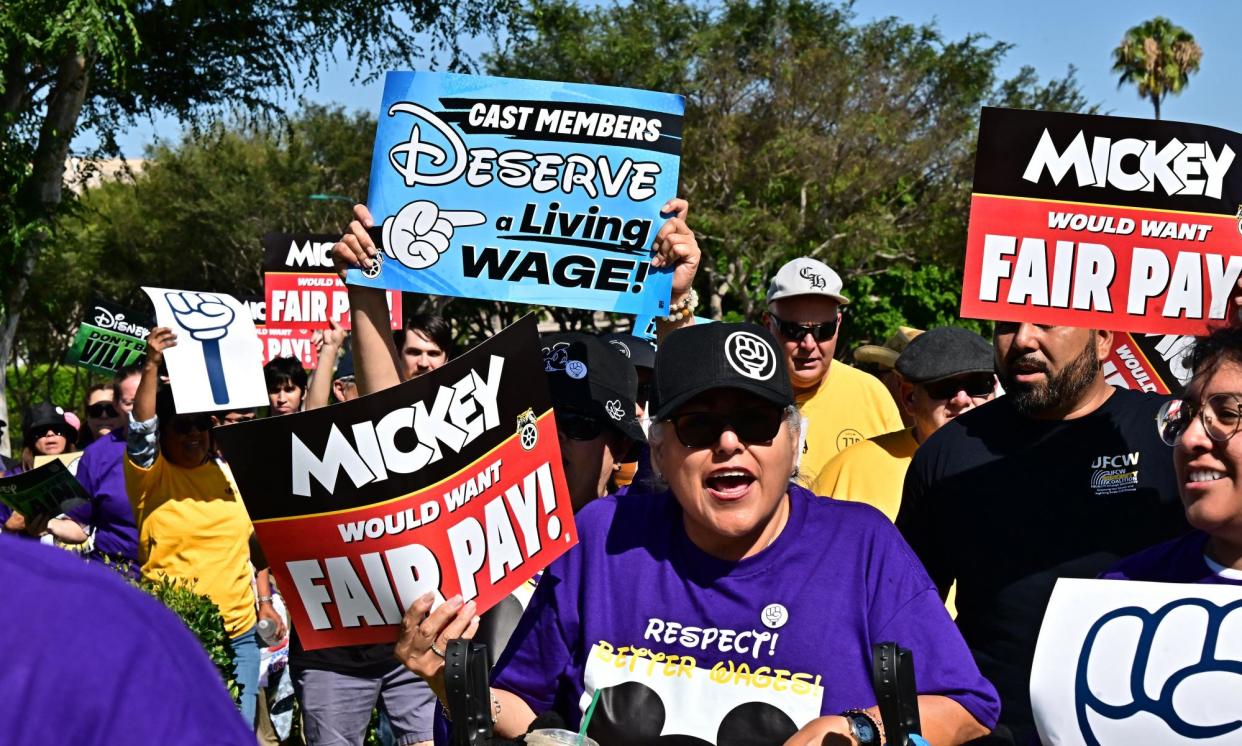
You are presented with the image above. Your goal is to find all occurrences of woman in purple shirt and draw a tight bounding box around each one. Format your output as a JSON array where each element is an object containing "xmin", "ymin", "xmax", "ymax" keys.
[
  {"xmin": 1104, "ymin": 326, "xmax": 1242, "ymax": 586},
  {"xmin": 394, "ymin": 323, "xmax": 998, "ymax": 746}
]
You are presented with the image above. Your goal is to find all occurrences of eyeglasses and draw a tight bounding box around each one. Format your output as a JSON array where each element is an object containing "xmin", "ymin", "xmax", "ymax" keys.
[
  {"xmin": 922, "ymin": 374, "xmax": 995, "ymax": 401},
  {"xmin": 669, "ymin": 406, "xmax": 785, "ymax": 448},
  {"xmin": 87, "ymin": 402, "xmax": 118, "ymax": 419},
  {"xmin": 170, "ymin": 414, "xmax": 214, "ymax": 434},
  {"xmin": 769, "ymin": 313, "xmax": 840, "ymax": 343},
  {"xmin": 556, "ymin": 412, "xmax": 607, "ymax": 441},
  {"xmin": 1157, "ymin": 394, "xmax": 1242, "ymax": 446}
]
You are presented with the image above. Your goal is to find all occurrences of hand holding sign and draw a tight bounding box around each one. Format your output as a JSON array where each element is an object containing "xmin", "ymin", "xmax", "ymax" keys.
[
  {"xmin": 381, "ymin": 200, "xmax": 486, "ymax": 270},
  {"xmin": 166, "ymin": 291, "xmax": 235, "ymax": 404}
]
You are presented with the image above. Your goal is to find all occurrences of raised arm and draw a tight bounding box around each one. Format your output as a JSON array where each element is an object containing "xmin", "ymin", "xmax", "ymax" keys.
[
  {"xmin": 304, "ymin": 320, "xmax": 346, "ymax": 411},
  {"xmin": 652, "ymin": 198, "xmax": 700, "ymax": 343},
  {"xmin": 334, "ymin": 204, "xmax": 402, "ymax": 396}
]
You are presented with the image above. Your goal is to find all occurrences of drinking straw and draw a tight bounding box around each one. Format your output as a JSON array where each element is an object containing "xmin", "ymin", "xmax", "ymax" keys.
[{"xmin": 578, "ymin": 689, "xmax": 602, "ymax": 745}]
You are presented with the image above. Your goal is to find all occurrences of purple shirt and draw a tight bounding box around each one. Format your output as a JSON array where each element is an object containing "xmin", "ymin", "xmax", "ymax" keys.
[
  {"xmin": 1101, "ymin": 530, "xmax": 1242, "ymax": 585},
  {"xmin": 492, "ymin": 485, "xmax": 998, "ymax": 742},
  {"xmin": 0, "ymin": 534, "xmax": 255, "ymax": 745},
  {"xmin": 66, "ymin": 429, "xmax": 139, "ymax": 569}
]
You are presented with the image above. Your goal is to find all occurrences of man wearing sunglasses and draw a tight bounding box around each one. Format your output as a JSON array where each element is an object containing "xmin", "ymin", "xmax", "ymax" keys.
[
  {"xmin": 764, "ymin": 257, "xmax": 904, "ymax": 486},
  {"xmin": 896, "ymin": 323, "xmax": 1186, "ymax": 745},
  {"xmin": 813, "ymin": 327, "xmax": 996, "ymax": 521}
]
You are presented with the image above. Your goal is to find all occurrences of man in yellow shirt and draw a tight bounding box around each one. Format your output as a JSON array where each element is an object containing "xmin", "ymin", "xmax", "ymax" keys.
[
  {"xmin": 764, "ymin": 257, "xmax": 905, "ymax": 485},
  {"xmin": 812, "ymin": 326, "xmax": 997, "ymax": 518}
]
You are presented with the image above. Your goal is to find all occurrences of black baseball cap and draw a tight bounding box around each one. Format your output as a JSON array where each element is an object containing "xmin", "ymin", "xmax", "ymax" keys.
[
  {"xmin": 652, "ymin": 323, "xmax": 793, "ymax": 420},
  {"xmin": 541, "ymin": 333, "xmax": 645, "ymax": 444},
  {"xmin": 895, "ymin": 327, "xmax": 994, "ymax": 384},
  {"xmin": 601, "ymin": 333, "xmax": 656, "ymax": 371}
]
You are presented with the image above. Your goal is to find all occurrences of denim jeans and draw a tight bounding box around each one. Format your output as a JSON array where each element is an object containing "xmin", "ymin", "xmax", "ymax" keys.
[{"xmin": 229, "ymin": 625, "xmax": 261, "ymax": 728}]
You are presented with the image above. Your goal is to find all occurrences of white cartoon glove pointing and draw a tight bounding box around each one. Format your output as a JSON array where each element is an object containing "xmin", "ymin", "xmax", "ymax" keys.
[
  {"xmin": 165, "ymin": 291, "xmax": 235, "ymax": 404},
  {"xmin": 381, "ymin": 200, "xmax": 486, "ymax": 270}
]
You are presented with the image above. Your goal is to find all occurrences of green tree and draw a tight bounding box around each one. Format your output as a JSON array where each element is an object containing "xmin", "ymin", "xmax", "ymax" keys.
[
  {"xmin": 0, "ymin": 0, "xmax": 516, "ymax": 453},
  {"xmin": 1111, "ymin": 16, "xmax": 1202, "ymax": 120},
  {"xmin": 489, "ymin": 0, "xmax": 1096, "ymax": 351}
]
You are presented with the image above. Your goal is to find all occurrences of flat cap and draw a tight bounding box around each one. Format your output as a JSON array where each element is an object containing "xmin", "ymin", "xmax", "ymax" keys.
[{"xmin": 895, "ymin": 327, "xmax": 993, "ymax": 384}]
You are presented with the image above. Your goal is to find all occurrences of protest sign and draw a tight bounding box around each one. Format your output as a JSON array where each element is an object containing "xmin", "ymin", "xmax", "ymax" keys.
[
  {"xmin": 213, "ymin": 315, "xmax": 577, "ymax": 650},
  {"xmin": 143, "ymin": 287, "xmax": 269, "ymax": 413},
  {"xmin": 263, "ymin": 232, "xmax": 402, "ymax": 330},
  {"xmin": 1103, "ymin": 332, "xmax": 1193, "ymax": 396},
  {"xmin": 64, "ymin": 299, "xmax": 150, "ymax": 376},
  {"xmin": 0, "ymin": 459, "xmax": 89, "ymax": 518},
  {"xmin": 255, "ymin": 326, "xmax": 319, "ymax": 369},
  {"xmin": 961, "ymin": 108, "xmax": 1242, "ymax": 335},
  {"xmin": 1031, "ymin": 578, "xmax": 1242, "ymax": 746},
  {"xmin": 348, "ymin": 72, "xmax": 685, "ymax": 316}
]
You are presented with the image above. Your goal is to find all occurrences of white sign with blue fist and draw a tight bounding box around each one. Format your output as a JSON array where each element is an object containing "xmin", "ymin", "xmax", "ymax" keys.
[{"xmin": 1032, "ymin": 578, "xmax": 1242, "ymax": 746}]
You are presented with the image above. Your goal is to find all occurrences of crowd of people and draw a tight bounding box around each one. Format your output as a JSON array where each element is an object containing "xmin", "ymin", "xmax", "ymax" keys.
[{"xmin": 2, "ymin": 195, "xmax": 1240, "ymax": 746}]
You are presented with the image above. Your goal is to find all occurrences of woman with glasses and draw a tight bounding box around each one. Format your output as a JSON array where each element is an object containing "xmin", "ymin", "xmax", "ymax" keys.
[
  {"xmin": 396, "ymin": 323, "xmax": 998, "ymax": 745},
  {"xmin": 1, "ymin": 402, "xmax": 83, "ymax": 539},
  {"xmin": 125, "ymin": 326, "xmax": 262, "ymax": 725},
  {"xmin": 79, "ymin": 383, "xmax": 123, "ymax": 447},
  {"xmin": 1103, "ymin": 326, "xmax": 1242, "ymax": 586}
]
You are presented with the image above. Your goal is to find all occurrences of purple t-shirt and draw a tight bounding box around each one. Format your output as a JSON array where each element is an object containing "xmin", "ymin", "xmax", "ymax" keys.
[
  {"xmin": 0, "ymin": 534, "xmax": 255, "ymax": 744},
  {"xmin": 1101, "ymin": 530, "xmax": 1242, "ymax": 585},
  {"xmin": 492, "ymin": 485, "xmax": 998, "ymax": 743},
  {"xmin": 66, "ymin": 429, "xmax": 139, "ymax": 568}
]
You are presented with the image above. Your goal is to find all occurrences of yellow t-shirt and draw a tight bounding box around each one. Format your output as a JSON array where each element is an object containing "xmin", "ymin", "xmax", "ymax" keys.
[
  {"xmin": 796, "ymin": 361, "xmax": 904, "ymax": 487},
  {"xmin": 811, "ymin": 427, "xmax": 918, "ymax": 521},
  {"xmin": 125, "ymin": 454, "xmax": 257, "ymax": 637}
]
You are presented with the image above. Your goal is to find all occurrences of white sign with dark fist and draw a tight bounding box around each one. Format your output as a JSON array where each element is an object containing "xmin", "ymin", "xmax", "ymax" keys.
[{"xmin": 1032, "ymin": 578, "xmax": 1242, "ymax": 746}]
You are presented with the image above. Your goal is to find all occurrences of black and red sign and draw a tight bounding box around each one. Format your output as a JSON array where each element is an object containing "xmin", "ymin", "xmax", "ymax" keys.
[
  {"xmin": 962, "ymin": 108, "xmax": 1242, "ymax": 335},
  {"xmin": 214, "ymin": 315, "xmax": 575, "ymax": 650},
  {"xmin": 1103, "ymin": 331, "xmax": 1193, "ymax": 396},
  {"xmin": 262, "ymin": 232, "xmax": 402, "ymax": 331}
]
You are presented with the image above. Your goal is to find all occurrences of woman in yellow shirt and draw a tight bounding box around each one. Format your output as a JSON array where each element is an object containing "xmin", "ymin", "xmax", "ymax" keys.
[{"xmin": 126, "ymin": 326, "xmax": 260, "ymax": 727}]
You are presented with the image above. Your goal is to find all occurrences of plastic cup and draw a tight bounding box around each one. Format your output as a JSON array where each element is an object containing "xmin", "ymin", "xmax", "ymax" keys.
[{"xmin": 524, "ymin": 729, "xmax": 600, "ymax": 746}]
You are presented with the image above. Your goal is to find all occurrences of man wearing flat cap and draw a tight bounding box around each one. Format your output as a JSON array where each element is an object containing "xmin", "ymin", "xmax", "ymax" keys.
[{"xmin": 813, "ymin": 327, "xmax": 996, "ymax": 520}]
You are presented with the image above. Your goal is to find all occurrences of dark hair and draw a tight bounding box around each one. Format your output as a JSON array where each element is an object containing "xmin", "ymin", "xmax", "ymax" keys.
[
  {"xmin": 395, "ymin": 313, "xmax": 454, "ymax": 360},
  {"xmin": 155, "ymin": 385, "xmax": 178, "ymax": 424},
  {"xmin": 83, "ymin": 383, "xmax": 111, "ymax": 410},
  {"xmin": 1187, "ymin": 326, "xmax": 1242, "ymax": 382},
  {"xmin": 112, "ymin": 362, "xmax": 143, "ymax": 402},
  {"xmin": 264, "ymin": 356, "xmax": 309, "ymax": 392}
]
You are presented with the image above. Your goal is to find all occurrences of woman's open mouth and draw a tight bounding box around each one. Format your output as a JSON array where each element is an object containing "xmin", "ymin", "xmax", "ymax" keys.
[{"xmin": 705, "ymin": 468, "xmax": 756, "ymax": 501}]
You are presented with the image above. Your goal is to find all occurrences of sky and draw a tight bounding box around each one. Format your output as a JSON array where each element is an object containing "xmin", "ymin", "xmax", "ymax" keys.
[{"xmin": 78, "ymin": 0, "xmax": 1239, "ymax": 156}]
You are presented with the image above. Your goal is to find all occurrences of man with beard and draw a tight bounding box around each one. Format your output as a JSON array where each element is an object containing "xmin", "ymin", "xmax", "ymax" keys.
[{"xmin": 897, "ymin": 323, "xmax": 1187, "ymax": 745}]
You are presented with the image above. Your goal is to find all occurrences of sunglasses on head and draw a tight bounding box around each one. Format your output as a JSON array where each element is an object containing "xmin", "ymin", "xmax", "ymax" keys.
[
  {"xmin": 87, "ymin": 402, "xmax": 118, "ymax": 419},
  {"xmin": 556, "ymin": 412, "xmax": 607, "ymax": 441},
  {"xmin": 922, "ymin": 374, "xmax": 995, "ymax": 400},
  {"xmin": 770, "ymin": 313, "xmax": 840, "ymax": 342},
  {"xmin": 170, "ymin": 414, "xmax": 214, "ymax": 434},
  {"xmin": 669, "ymin": 406, "xmax": 785, "ymax": 449}
]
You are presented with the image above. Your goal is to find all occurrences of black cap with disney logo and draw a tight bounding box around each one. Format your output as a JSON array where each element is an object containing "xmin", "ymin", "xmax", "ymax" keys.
[
  {"xmin": 541, "ymin": 332, "xmax": 645, "ymax": 444},
  {"xmin": 652, "ymin": 323, "xmax": 793, "ymax": 420}
]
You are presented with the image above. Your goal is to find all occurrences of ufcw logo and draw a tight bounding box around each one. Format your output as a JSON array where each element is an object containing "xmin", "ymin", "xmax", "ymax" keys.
[
  {"xmin": 1091, "ymin": 451, "xmax": 1139, "ymax": 469},
  {"xmin": 290, "ymin": 356, "xmax": 504, "ymax": 497},
  {"xmin": 1022, "ymin": 129, "xmax": 1235, "ymax": 200}
]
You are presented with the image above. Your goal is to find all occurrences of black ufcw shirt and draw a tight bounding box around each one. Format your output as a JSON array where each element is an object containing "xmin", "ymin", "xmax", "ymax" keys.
[{"xmin": 897, "ymin": 387, "xmax": 1186, "ymax": 741}]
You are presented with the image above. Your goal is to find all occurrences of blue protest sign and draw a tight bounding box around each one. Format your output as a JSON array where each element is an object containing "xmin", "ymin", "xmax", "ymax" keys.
[{"xmin": 349, "ymin": 72, "xmax": 685, "ymax": 315}]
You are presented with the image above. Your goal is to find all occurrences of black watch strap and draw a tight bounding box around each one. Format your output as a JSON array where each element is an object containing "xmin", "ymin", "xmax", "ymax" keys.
[{"xmin": 842, "ymin": 709, "xmax": 881, "ymax": 746}]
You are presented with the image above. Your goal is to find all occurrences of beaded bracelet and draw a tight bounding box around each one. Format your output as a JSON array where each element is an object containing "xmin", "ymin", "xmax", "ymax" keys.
[{"xmin": 665, "ymin": 287, "xmax": 699, "ymax": 322}]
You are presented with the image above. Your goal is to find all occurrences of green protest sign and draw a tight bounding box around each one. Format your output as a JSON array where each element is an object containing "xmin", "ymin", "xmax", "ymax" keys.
[
  {"xmin": 0, "ymin": 459, "xmax": 89, "ymax": 518},
  {"xmin": 64, "ymin": 299, "xmax": 150, "ymax": 375}
]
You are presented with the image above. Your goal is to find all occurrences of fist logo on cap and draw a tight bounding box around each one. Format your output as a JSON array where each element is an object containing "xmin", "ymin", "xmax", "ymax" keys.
[
  {"xmin": 725, "ymin": 331, "xmax": 777, "ymax": 381},
  {"xmin": 381, "ymin": 200, "xmax": 486, "ymax": 270}
]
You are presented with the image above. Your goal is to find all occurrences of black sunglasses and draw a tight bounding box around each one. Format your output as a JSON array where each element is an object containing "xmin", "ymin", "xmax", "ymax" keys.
[
  {"xmin": 170, "ymin": 414, "xmax": 214, "ymax": 434},
  {"xmin": 922, "ymin": 374, "xmax": 994, "ymax": 400},
  {"xmin": 770, "ymin": 313, "xmax": 840, "ymax": 342},
  {"xmin": 87, "ymin": 402, "xmax": 118, "ymax": 419},
  {"xmin": 556, "ymin": 412, "xmax": 607, "ymax": 441},
  {"xmin": 670, "ymin": 406, "xmax": 785, "ymax": 449}
]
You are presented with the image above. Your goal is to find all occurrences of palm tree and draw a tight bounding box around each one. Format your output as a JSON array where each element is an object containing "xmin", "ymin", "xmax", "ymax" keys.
[{"xmin": 1111, "ymin": 17, "xmax": 1203, "ymax": 120}]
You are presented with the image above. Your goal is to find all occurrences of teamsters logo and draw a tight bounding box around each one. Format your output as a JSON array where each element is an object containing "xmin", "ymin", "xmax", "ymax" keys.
[{"xmin": 725, "ymin": 332, "xmax": 776, "ymax": 381}]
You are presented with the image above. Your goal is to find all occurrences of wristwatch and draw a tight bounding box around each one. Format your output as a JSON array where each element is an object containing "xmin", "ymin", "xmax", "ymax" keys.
[{"xmin": 841, "ymin": 710, "xmax": 881, "ymax": 746}]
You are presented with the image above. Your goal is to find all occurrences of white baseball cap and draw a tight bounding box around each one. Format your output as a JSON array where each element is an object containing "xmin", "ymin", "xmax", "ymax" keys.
[{"xmin": 766, "ymin": 257, "xmax": 849, "ymax": 306}]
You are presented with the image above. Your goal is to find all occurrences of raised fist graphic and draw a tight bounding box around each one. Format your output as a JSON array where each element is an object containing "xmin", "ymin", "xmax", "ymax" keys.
[
  {"xmin": 166, "ymin": 291, "xmax": 235, "ymax": 405},
  {"xmin": 1075, "ymin": 597, "xmax": 1242, "ymax": 745},
  {"xmin": 381, "ymin": 200, "xmax": 486, "ymax": 270}
]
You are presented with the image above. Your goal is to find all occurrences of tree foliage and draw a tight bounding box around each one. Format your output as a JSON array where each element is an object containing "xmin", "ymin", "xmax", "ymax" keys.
[{"xmin": 1111, "ymin": 16, "xmax": 1202, "ymax": 120}]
